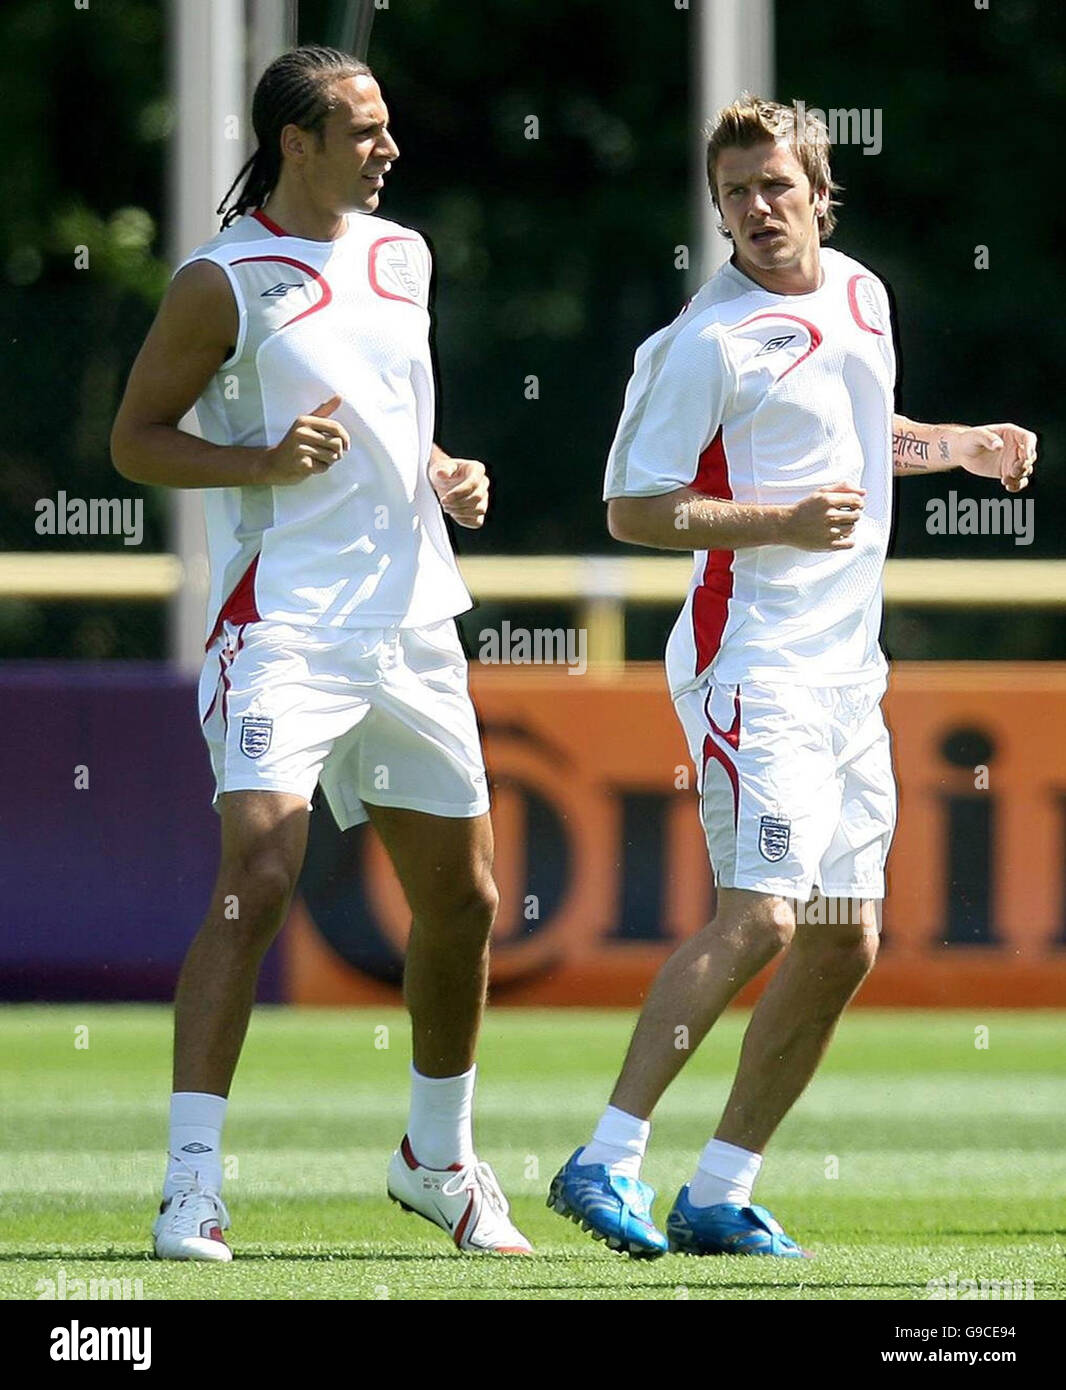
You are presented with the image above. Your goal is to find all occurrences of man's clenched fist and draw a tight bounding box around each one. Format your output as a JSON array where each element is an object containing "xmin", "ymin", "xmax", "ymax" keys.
[
  {"xmin": 257, "ymin": 394, "xmax": 351, "ymax": 485},
  {"xmin": 781, "ymin": 482, "xmax": 866, "ymax": 551},
  {"xmin": 429, "ymin": 448, "xmax": 490, "ymax": 529}
]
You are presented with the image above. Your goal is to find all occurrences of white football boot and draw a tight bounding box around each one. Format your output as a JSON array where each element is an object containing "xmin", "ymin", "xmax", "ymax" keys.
[
  {"xmin": 153, "ymin": 1181, "xmax": 233, "ymax": 1262},
  {"xmin": 387, "ymin": 1136, "xmax": 533, "ymax": 1254}
]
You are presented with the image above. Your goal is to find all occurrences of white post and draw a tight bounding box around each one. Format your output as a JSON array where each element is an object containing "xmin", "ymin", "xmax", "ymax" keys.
[
  {"xmin": 247, "ymin": 0, "xmax": 298, "ymax": 99},
  {"xmin": 692, "ymin": 0, "xmax": 774, "ymax": 290},
  {"xmin": 166, "ymin": 0, "xmax": 247, "ymax": 673}
]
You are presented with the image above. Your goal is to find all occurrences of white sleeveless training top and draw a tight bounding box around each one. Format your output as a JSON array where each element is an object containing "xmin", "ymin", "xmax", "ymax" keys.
[{"xmin": 178, "ymin": 208, "xmax": 472, "ymax": 645}]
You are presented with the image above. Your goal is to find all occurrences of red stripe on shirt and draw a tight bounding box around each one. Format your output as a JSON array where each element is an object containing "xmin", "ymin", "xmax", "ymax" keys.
[
  {"xmin": 251, "ymin": 209, "xmax": 289, "ymax": 237},
  {"xmin": 846, "ymin": 273, "xmax": 885, "ymax": 335},
  {"xmin": 732, "ymin": 310, "xmax": 824, "ymax": 380},
  {"xmin": 690, "ymin": 427, "xmax": 734, "ymax": 676},
  {"xmin": 367, "ymin": 236, "xmax": 424, "ymax": 305},
  {"xmin": 206, "ymin": 554, "xmax": 261, "ymax": 650},
  {"xmin": 230, "ymin": 254, "xmax": 333, "ymax": 331}
]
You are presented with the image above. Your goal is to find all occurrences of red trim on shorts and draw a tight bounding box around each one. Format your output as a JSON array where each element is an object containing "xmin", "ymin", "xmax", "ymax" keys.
[
  {"xmin": 220, "ymin": 654, "xmax": 232, "ymax": 732},
  {"xmin": 206, "ymin": 555, "xmax": 261, "ymax": 650},
  {"xmin": 690, "ymin": 427, "xmax": 734, "ymax": 677},
  {"xmin": 704, "ymin": 686, "xmax": 742, "ymax": 750},
  {"xmin": 201, "ymin": 652, "xmax": 224, "ymax": 726},
  {"xmin": 702, "ymin": 732, "xmax": 740, "ymax": 828},
  {"xmin": 202, "ymin": 623, "xmax": 248, "ymax": 728},
  {"xmin": 251, "ymin": 208, "xmax": 289, "ymax": 237},
  {"xmin": 219, "ymin": 623, "xmax": 247, "ymax": 734}
]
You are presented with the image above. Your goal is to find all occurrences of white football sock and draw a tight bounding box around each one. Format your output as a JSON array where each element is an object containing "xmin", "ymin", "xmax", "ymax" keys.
[
  {"xmin": 163, "ymin": 1091, "xmax": 227, "ymax": 1199},
  {"xmin": 688, "ymin": 1137, "xmax": 763, "ymax": 1208},
  {"xmin": 577, "ymin": 1105, "xmax": 650, "ymax": 1179},
  {"xmin": 407, "ymin": 1064, "xmax": 476, "ymax": 1169}
]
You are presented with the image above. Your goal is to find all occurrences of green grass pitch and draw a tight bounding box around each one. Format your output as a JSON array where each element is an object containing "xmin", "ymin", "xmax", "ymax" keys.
[{"xmin": 1, "ymin": 1006, "xmax": 1063, "ymax": 1301}]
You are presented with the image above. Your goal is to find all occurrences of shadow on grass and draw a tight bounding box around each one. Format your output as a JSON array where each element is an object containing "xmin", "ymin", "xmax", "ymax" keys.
[
  {"xmin": 0, "ymin": 1250, "xmax": 964, "ymax": 1296},
  {"xmin": 0, "ymin": 1250, "xmax": 460, "ymax": 1264}
]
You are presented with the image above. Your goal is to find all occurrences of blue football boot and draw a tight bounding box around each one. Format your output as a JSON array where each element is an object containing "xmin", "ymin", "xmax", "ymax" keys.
[
  {"xmin": 666, "ymin": 1186, "xmax": 810, "ymax": 1257},
  {"xmin": 547, "ymin": 1148, "xmax": 668, "ymax": 1258}
]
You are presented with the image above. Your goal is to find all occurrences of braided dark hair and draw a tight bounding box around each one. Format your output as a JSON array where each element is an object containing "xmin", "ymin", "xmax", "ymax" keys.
[{"xmin": 217, "ymin": 46, "xmax": 371, "ymax": 228}]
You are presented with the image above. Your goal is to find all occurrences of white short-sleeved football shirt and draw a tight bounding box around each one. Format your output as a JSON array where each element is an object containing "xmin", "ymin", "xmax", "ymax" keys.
[
  {"xmin": 177, "ymin": 209, "xmax": 472, "ymax": 647},
  {"xmin": 604, "ymin": 246, "xmax": 896, "ymax": 696}
]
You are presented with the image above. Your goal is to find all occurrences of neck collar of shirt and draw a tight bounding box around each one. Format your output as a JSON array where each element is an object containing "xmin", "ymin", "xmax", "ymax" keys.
[
  {"xmin": 721, "ymin": 255, "xmax": 826, "ymax": 299},
  {"xmin": 251, "ymin": 207, "xmax": 366, "ymax": 243}
]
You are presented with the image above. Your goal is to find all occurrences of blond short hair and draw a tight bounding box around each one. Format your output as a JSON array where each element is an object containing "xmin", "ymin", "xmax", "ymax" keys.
[{"xmin": 706, "ymin": 94, "xmax": 841, "ymax": 241}]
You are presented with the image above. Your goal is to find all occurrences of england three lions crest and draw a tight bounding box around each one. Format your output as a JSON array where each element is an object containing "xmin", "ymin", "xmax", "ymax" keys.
[
  {"xmin": 240, "ymin": 716, "xmax": 273, "ymax": 759},
  {"xmin": 758, "ymin": 814, "xmax": 791, "ymax": 863},
  {"xmin": 368, "ymin": 236, "xmax": 430, "ymax": 307}
]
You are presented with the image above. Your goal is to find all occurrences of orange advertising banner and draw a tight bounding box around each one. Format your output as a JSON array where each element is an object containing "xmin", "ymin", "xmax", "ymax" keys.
[{"xmin": 284, "ymin": 663, "xmax": 1066, "ymax": 1008}]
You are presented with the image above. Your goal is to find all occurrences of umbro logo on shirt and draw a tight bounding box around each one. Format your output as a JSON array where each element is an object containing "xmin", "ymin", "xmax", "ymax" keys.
[
  {"xmin": 755, "ymin": 333, "xmax": 797, "ymax": 356},
  {"xmin": 260, "ymin": 281, "xmax": 304, "ymax": 297}
]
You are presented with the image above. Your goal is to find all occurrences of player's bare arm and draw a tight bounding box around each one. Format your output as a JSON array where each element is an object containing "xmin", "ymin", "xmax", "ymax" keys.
[
  {"xmin": 891, "ymin": 413, "xmax": 1037, "ymax": 492},
  {"xmin": 607, "ymin": 481, "xmax": 865, "ymax": 553},
  {"xmin": 111, "ymin": 260, "xmax": 351, "ymax": 489},
  {"xmin": 429, "ymin": 442, "xmax": 489, "ymax": 529}
]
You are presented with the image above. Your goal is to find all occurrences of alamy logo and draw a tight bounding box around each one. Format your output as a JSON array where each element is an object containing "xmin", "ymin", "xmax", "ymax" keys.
[
  {"xmin": 35, "ymin": 493, "xmax": 143, "ymax": 546},
  {"xmin": 260, "ymin": 281, "xmax": 303, "ymax": 297},
  {"xmin": 478, "ymin": 622, "xmax": 587, "ymax": 676},
  {"xmin": 758, "ymin": 814, "xmax": 791, "ymax": 862},
  {"xmin": 926, "ymin": 1271, "xmax": 1034, "ymax": 1301},
  {"xmin": 38, "ymin": 1269, "xmax": 145, "ymax": 1303},
  {"xmin": 239, "ymin": 716, "xmax": 273, "ymax": 759},
  {"xmin": 926, "ymin": 491, "xmax": 1034, "ymax": 547},
  {"xmin": 795, "ymin": 99, "xmax": 883, "ymax": 156},
  {"xmin": 756, "ymin": 334, "xmax": 797, "ymax": 356},
  {"xmin": 49, "ymin": 1321, "xmax": 151, "ymax": 1370}
]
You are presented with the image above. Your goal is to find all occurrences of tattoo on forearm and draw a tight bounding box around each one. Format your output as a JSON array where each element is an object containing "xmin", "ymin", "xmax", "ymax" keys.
[
  {"xmin": 937, "ymin": 436, "xmax": 951, "ymax": 463},
  {"xmin": 892, "ymin": 429, "xmax": 929, "ymax": 469}
]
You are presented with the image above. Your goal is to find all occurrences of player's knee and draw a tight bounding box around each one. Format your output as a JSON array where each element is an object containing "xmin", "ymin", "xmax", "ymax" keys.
[
  {"xmin": 215, "ymin": 851, "xmax": 300, "ymax": 935},
  {"xmin": 851, "ymin": 925, "xmax": 880, "ymax": 975},
  {"xmin": 461, "ymin": 875, "xmax": 499, "ymax": 934},
  {"xmin": 751, "ymin": 896, "xmax": 796, "ymax": 950},
  {"xmin": 826, "ymin": 928, "xmax": 878, "ymax": 983},
  {"xmin": 722, "ymin": 895, "xmax": 795, "ymax": 956},
  {"xmin": 796, "ymin": 913, "xmax": 880, "ymax": 978},
  {"xmin": 422, "ymin": 873, "xmax": 499, "ymax": 937}
]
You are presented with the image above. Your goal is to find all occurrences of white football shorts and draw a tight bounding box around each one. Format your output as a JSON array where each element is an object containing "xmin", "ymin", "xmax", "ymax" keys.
[
  {"xmin": 198, "ymin": 617, "xmax": 490, "ymax": 830},
  {"xmin": 674, "ymin": 675, "xmax": 897, "ymax": 900}
]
